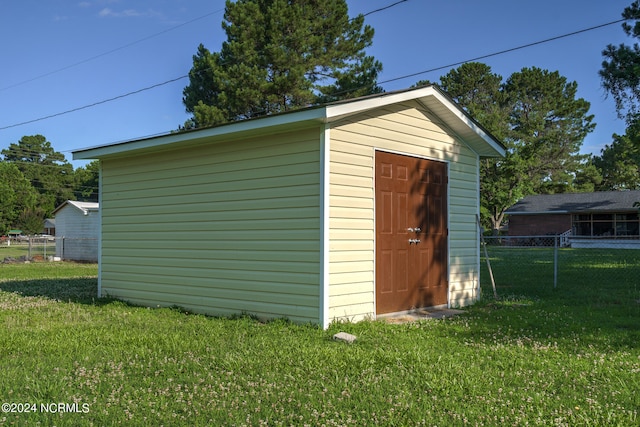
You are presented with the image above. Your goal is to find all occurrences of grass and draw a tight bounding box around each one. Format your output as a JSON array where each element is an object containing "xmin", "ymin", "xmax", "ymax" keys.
[{"xmin": 0, "ymin": 256, "xmax": 639, "ymax": 426}]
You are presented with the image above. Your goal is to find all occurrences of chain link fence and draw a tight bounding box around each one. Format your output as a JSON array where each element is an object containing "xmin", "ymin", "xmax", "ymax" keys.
[
  {"xmin": 3, "ymin": 233, "xmax": 637, "ymax": 294},
  {"xmin": 480, "ymin": 234, "xmax": 640, "ymax": 297},
  {"xmin": 0, "ymin": 236, "xmax": 98, "ymax": 263}
]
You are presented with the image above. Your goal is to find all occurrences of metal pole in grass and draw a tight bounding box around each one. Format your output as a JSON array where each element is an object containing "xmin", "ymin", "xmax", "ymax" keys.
[
  {"xmin": 554, "ymin": 235, "xmax": 558, "ymax": 289},
  {"xmin": 477, "ymin": 215, "xmax": 498, "ymax": 299}
]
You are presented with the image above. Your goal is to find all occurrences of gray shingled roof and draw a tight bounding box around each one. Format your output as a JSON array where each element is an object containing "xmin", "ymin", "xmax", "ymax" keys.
[{"xmin": 505, "ymin": 191, "xmax": 640, "ymax": 215}]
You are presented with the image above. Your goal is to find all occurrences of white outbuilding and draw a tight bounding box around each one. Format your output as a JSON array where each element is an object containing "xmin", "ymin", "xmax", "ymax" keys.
[{"xmin": 53, "ymin": 200, "xmax": 99, "ymax": 262}]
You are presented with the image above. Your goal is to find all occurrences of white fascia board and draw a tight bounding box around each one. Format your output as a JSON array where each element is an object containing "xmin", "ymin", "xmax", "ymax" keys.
[
  {"xmin": 52, "ymin": 200, "xmax": 95, "ymax": 216},
  {"xmin": 324, "ymin": 86, "xmax": 439, "ymax": 121},
  {"xmin": 325, "ymin": 86, "xmax": 505, "ymax": 158},
  {"xmin": 73, "ymin": 107, "xmax": 329, "ymax": 160},
  {"xmin": 70, "ymin": 201, "xmax": 99, "ymax": 215},
  {"xmin": 51, "ymin": 201, "xmax": 70, "ymax": 216},
  {"xmin": 73, "ymin": 85, "xmax": 505, "ymax": 160},
  {"xmin": 420, "ymin": 90, "xmax": 506, "ymax": 158}
]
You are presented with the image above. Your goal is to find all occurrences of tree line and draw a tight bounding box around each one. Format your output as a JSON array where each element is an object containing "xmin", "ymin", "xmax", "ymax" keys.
[
  {"xmin": 2, "ymin": 0, "xmax": 639, "ymax": 235},
  {"xmin": 0, "ymin": 135, "xmax": 99, "ymax": 235}
]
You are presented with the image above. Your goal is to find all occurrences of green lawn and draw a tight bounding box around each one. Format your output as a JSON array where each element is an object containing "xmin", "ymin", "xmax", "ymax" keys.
[{"xmin": 0, "ymin": 258, "xmax": 638, "ymax": 426}]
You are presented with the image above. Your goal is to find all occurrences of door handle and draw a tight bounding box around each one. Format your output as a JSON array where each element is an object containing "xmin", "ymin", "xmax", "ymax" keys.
[
  {"xmin": 408, "ymin": 239, "xmax": 421, "ymax": 244},
  {"xmin": 414, "ymin": 227, "xmax": 421, "ymax": 233}
]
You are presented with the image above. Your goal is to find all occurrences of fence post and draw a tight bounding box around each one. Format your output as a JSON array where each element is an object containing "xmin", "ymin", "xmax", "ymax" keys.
[
  {"xmin": 476, "ymin": 215, "xmax": 498, "ymax": 299},
  {"xmin": 554, "ymin": 235, "xmax": 558, "ymax": 289}
]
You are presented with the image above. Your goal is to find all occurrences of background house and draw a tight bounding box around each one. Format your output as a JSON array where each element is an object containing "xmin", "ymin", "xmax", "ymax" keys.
[
  {"xmin": 73, "ymin": 86, "xmax": 505, "ymax": 326},
  {"xmin": 505, "ymin": 191, "xmax": 640, "ymax": 246},
  {"xmin": 53, "ymin": 200, "xmax": 99, "ymax": 261},
  {"xmin": 43, "ymin": 218, "xmax": 55, "ymax": 236}
]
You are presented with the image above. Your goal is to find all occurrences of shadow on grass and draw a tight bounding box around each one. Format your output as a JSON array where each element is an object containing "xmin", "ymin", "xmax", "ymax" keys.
[
  {"xmin": 0, "ymin": 278, "xmax": 117, "ymax": 306},
  {"xmin": 0, "ymin": 277, "xmax": 300, "ymax": 326}
]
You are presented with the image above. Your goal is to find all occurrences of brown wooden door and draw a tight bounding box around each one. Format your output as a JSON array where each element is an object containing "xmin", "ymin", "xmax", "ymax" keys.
[{"xmin": 375, "ymin": 151, "xmax": 448, "ymax": 314}]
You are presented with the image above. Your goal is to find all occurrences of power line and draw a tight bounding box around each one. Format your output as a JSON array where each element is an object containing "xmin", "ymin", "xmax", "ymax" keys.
[
  {"xmin": 0, "ymin": 5, "xmax": 626, "ymax": 195},
  {"xmin": 362, "ymin": 0, "xmax": 409, "ymax": 17},
  {"xmin": 0, "ymin": 75, "xmax": 188, "ymax": 131},
  {"xmin": 379, "ymin": 18, "xmax": 627, "ymax": 86},
  {"xmin": 0, "ymin": 9, "xmax": 224, "ymax": 93},
  {"xmin": 0, "ymin": 0, "xmax": 411, "ymax": 132},
  {"xmin": 0, "ymin": 1, "xmax": 401, "ymax": 95},
  {"xmin": 0, "ymin": 13, "xmax": 626, "ymax": 133}
]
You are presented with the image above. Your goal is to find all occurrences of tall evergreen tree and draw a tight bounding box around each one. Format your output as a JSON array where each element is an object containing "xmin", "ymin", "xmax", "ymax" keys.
[
  {"xmin": 593, "ymin": 121, "xmax": 640, "ymax": 190},
  {"xmin": 434, "ymin": 63, "xmax": 596, "ymax": 233},
  {"xmin": 1, "ymin": 135, "xmax": 74, "ymax": 215},
  {"xmin": 0, "ymin": 162, "xmax": 38, "ymax": 234},
  {"xmin": 182, "ymin": 0, "xmax": 383, "ymax": 129},
  {"xmin": 600, "ymin": 0, "xmax": 640, "ymax": 124},
  {"xmin": 504, "ymin": 67, "xmax": 595, "ymax": 194},
  {"xmin": 438, "ymin": 63, "xmax": 508, "ymax": 138},
  {"xmin": 73, "ymin": 160, "xmax": 100, "ymax": 202},
  {"xmin": 599, "ymin": 1, "xmax": 640, "ymax": 203}
]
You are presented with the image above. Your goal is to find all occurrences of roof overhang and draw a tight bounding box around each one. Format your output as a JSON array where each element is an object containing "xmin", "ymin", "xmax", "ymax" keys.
[
  {"xmin": 506, "ymin": 211, "xmax": 570, "ymax": 215},
  {"xmin": 508, "ymin": 208, "xmax": 639, "ymax": 215},
  {"xmin": 52, "ymin": 200, "xmax": 99, "ymax": 216},
  {"xmin": 73, "ymin": 85, "xmax": 506, "ymax": 160}
]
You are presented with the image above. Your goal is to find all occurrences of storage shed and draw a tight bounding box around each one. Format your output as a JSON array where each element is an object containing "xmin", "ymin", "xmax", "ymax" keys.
[
  {"xmin": 73, "ymin": 86, "xmax": 505, "ymax": 327},
  {"xmin": 53, "ymin": 200, "xmax": 99, "ymax": 262}
]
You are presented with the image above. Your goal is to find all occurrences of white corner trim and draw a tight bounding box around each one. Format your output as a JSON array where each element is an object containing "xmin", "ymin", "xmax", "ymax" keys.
[
  {"xmin": 475, "ymin": 155, "xmax": 481, "ymax": 302},
  {"xmin": 319, "ymin": 125, "xmax": 331, "ymax": 329},
  {"xmin": 97, "ymin": 162, "xmax": 103, "ymax": 298}
]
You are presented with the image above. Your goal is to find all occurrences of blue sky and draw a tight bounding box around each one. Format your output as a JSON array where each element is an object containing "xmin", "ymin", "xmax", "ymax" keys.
[{"xmin": 0, "ymin": 0, "xmax": 634, "ymax": 168}]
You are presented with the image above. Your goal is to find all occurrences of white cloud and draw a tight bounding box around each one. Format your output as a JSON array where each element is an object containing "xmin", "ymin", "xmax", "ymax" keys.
[{"xmin": 98, "ymin": 7, "xmax": 161, "ymax": 18}]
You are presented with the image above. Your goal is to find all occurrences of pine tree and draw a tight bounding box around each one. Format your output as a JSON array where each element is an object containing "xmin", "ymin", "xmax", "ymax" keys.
[
  {"xmin": 593, "ymin": 122, "xmax": 640, "ymax": 190},
  {"xmin": 0, "ymin": 162, "xmax": 38, "ymax": 234},
  {"xmin": 1, "ymin": 135, "xmax": 74, "ymax": 215},
  {"xmin": 435, "ymin": 63, "xmax": 596, "ymax": 233},
  {"xmin": 600, "ymin": 0, "xmax": 640, "ymax": 124},
  {"xmin": 182, "ymin": 0, "xmax": 382, "ymax": 129}
]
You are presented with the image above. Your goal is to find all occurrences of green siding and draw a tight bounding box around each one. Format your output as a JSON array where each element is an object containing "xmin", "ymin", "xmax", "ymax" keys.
[{"xmin": 100, "ymin": 129, "xmax": 322, "ymax": 323}]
